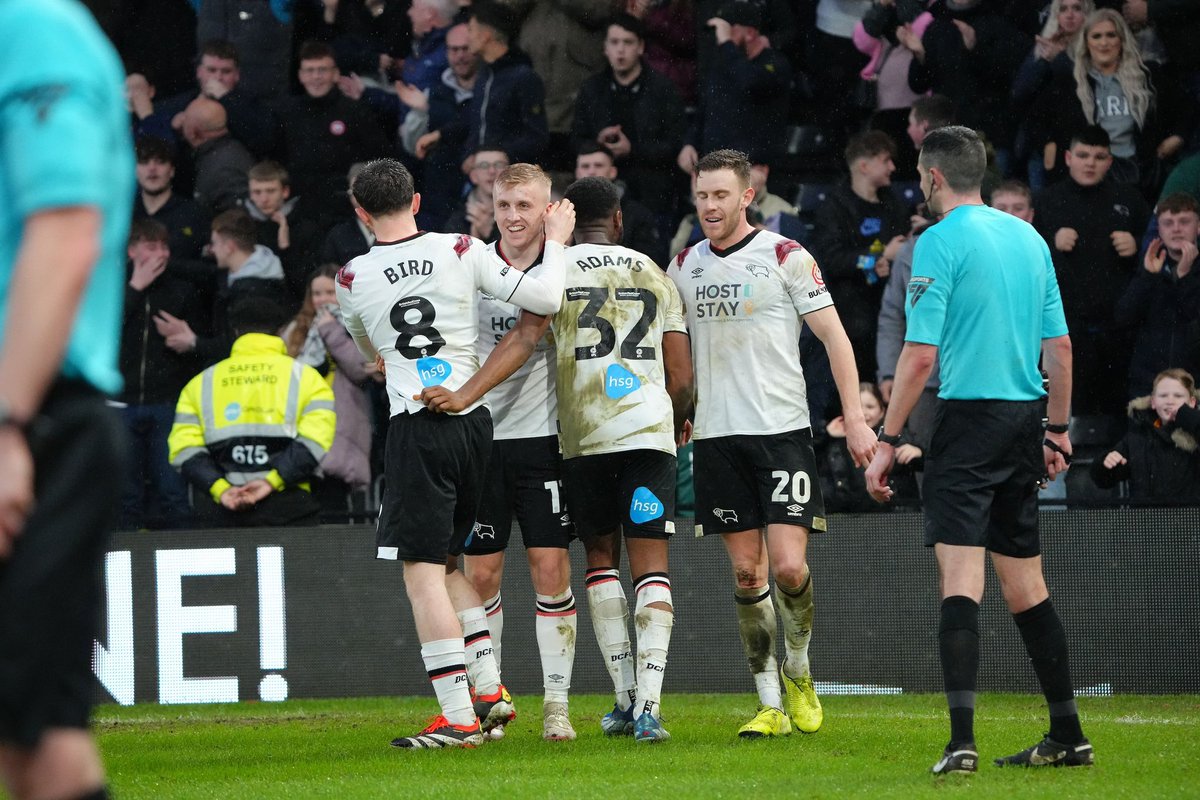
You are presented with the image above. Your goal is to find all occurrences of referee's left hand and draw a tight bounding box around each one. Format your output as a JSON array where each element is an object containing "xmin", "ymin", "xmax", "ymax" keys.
[
  {"xmin": 0, "ymin": 427, "xmax": 33, "ymax": 557},
  {"xmin": 1043, "ymin": 430, "xmax": 1072, "ymax": 479}
]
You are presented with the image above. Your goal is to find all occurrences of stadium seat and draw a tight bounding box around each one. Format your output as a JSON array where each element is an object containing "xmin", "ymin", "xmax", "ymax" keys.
[{"xmin": 794, "ymin": 182, "xmax": 834, "ymax": 215}]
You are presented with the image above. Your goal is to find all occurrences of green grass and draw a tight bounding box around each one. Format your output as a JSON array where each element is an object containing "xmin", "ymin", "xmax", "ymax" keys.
[{"xmin": 96, "ymin": 693, "xmax": 1199, "ymax": 799}]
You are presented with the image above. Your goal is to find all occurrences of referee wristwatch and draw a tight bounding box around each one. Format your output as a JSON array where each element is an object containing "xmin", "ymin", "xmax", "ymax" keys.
[{"xmin": 876, "ymin": 426, "xmax": 902, "ymax": 446}]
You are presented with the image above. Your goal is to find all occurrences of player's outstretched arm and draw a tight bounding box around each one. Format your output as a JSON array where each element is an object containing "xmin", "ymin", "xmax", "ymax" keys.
[
  {"xmin": 418, "ymin": 311, "xmax": 553, "ymax": 413},
  {"xmin": 805, "ymin": 305, "xmax": 878, "ymax": 466},
  {"xmin": 1041, "ymin": 333, "xmax": 1073, "ymax": 478},
  {"xmin": 663, "ymin": 331, "xmax": 694, "ymax": 443}
]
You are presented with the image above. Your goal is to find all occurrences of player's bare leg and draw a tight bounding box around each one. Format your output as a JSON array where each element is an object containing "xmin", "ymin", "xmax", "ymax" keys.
[
  {"xmin": 391, "ymin": 560, "xmax": 482, "ymax": 748},
  {"xmin": 991, "ymin": 552, "xmax": 1091, "ymax": 768},
  {"xmin": 464, "ymin": 551, "xmax": 506, "ymax": 670},
  {"xmin": 528, "ymin": 546, "xmax": 577, "ymax": 740},
  {"xmin": 766, "ymin": 523, "xmax": 822, "ymax": 732},
  {"xmin": 445, "ymin": 560, "xmax": 512, "ymax": 736},
  {"xmin": 722, "ymin": 529, "xmax": 790, "ymax": 737},
  {"xmin": 584, "ymin": 532, "xmax": 636, "ymax": 734},
  {"xmin": 0, "ymin": 731, "xmax": 105, "ymax": 800},
  {"xmin": 625, "ymin": 536, "xmax": 673, "ymax": 742}
]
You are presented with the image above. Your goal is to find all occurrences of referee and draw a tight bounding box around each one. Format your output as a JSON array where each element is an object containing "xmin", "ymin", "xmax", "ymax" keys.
[
  {"xmin": 0, "ymin": 2, "xmax": 134, "ymax": 798},
  {"xmin": 865, "ymin": 126, "xmax": 1093, "ymax": 775}
]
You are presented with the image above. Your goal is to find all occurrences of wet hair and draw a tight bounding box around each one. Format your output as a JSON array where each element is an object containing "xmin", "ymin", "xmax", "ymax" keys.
[
  {"xmin": 351, "ymin": 158, "xmax": 415, "ymax": 216},
  {"xmin": 563, "ymin": 177, "xmax": 621, "ymax": 226},
  {"xmin": 494, "ymin": 163, "xmax": 552, "ymax": 197},
  {"xmin": 695, "ymin": 148, "xmax": 752, "ymax": 188},
  {"xmin": 918, "ymin": 126, "xmax": 986, "ymax": 192}
]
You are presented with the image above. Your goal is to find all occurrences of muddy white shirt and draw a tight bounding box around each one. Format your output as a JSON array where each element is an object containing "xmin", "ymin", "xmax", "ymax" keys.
[
  {"xmin": 668, "ymin": 230, "xmax": 832, "ymax": 438},
  {"xmin": 553, "ymin": 242, "xmax": 686, "ymax": 458},
  {"xmin": 475, "ymin": 241, "xmax": 558, "ymax": 440},
  {"xmin": 337, "ymin": 231, "xmax": 564, "ymax": 416}
]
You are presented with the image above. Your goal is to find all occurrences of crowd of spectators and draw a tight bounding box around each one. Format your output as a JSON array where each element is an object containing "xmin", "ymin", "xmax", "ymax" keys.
[{"xmin": 101, "ymin": 0, "xmax": 1200, "ymax": 527}]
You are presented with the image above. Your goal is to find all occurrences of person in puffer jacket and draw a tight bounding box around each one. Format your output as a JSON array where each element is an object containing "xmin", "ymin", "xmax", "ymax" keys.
[{"xmin": 1091, "ymin": 367, "xmax": 1200, "ymax": 501}]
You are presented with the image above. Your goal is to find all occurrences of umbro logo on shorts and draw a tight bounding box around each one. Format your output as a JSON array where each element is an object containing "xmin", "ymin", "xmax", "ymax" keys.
[{"xmin": 786, "ymin": 504, "xmax": 804, "ymax": 515}]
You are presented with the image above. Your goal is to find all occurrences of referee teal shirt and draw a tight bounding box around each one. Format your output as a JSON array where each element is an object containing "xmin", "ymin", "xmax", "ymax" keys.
[
  {"xmin": 905, "ymin": 204, "xmax": 1068, "ymax": 401},
  {"xmin": 0, "ymin": 0, "xmax": 135, "ymax": 396}
]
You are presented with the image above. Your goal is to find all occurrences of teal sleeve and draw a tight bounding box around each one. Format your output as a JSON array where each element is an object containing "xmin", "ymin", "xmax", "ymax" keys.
[
  {"xmin": 0, "ymin": 36, "xmax": 111, "ymax": 215},
  {"xmin": 904, "ymin": 231, "xmax": 953, "ymax": 346},
  {"xmin": 1040, "ymin": 244, "xmax": 1070, "ymax": 339}
]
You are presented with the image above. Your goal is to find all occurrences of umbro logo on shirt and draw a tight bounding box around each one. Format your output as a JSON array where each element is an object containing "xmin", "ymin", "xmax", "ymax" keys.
[{"xmin": 691, "ymin": 267, "xmax": 704, "ymax": 278}]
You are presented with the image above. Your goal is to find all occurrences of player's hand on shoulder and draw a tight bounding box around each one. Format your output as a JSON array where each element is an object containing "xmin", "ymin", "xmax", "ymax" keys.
[
  {"xmin": 416, "ymin": 386, "xmax": 468, "ymax": 414},
  {"xmin": 544, "ymin": 199, "xmax": 576, "ymax": 245}
]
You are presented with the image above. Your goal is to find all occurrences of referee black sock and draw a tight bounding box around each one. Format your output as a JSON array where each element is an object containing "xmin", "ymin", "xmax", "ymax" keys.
[
  {"xmin": 1014, "ymin": 598, "xmax": 1085, "ymax": 745},
  {"xmin": 939, "ymin": 595, "xmax": 979, "ymax": 749}
]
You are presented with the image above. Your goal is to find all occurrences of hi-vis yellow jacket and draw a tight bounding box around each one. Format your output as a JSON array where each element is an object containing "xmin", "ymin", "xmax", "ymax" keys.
[{"xmin": 168, "ymin": 333, "xmax": 336, "ymax": 503}]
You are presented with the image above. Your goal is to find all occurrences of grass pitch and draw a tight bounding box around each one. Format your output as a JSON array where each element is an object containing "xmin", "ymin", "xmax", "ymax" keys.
[{"xmin": 96, "ymin": 693, "xmax": 1198, "ymax": 799}]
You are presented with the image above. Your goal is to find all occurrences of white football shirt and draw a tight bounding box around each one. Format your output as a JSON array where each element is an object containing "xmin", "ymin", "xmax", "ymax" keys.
[
  {"xmin": 668, "ymin": 229, "xmax": 832, "ymax": 438},
  {"xmin": 476, "ymin": 241, "xmax": 557, "ymax": 440},
  {"xmin": 553, "ymin": 242, "xmax": 687, "ymax": 458},
  {"xmin": 337, "ymin": 232, "xmax": 564, "ymax": 416}
]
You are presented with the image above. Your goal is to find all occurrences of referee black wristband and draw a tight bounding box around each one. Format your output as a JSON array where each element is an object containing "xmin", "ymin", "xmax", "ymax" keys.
[
  {"xmin": 1045, "ymin": 422, "xmax": 1069, "ymax": 434},
  {"xmin": 876, "ymin": 426, "xmax": 902, "ymax": 446}
]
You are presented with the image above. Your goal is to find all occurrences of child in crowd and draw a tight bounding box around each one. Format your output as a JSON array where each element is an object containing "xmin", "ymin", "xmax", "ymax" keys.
[
  {"xmin": 283, "ymin": 264, "xmax": 377, "ymax": 509},
  {"xmin": 1092, "ymin": 368, "xmax": 1200, "ymax": 501},
  {"xmin": 820, "ymin": 382, "xmax": 920, "ymax": 511}
]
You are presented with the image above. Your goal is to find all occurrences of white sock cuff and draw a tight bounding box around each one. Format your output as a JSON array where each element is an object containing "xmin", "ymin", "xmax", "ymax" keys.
[
  {"xmin": 634, "ymin": 573, "xmax": 672, "ymax": 613},
  {"xmin": 420, "ymin": 637, "xmax": 465, "ymax": 664},
  {"xmin": 456, "ymin": 605, "xmax": 488, "ymax": 632},
  {"xmin": 484, "ymin": 592, "xmax": 503, "ymax": 615},
  {"xmin": 536, "ymin": 589, "xmax": 577, "ymax": 615}
]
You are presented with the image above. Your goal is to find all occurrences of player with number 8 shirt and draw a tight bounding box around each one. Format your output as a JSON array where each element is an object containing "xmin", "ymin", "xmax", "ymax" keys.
[
  {"xmin": 335, "ymin": 158, "xmax": 575, "ymax": 749},
  {"xmin": 667, "ymin": 149, "xmax": 877, "ymax": 739}
]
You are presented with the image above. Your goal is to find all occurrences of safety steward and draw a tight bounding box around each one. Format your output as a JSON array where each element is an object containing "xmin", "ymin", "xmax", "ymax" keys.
[{"xmin": 169, "ymin": 297, "xmax": 336, "ymax": 526}]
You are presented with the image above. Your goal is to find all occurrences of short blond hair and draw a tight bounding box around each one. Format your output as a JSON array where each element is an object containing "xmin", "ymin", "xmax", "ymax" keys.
[{"xmin": 495, "ymin": 163, "xmax": 552, "ymax": 198}]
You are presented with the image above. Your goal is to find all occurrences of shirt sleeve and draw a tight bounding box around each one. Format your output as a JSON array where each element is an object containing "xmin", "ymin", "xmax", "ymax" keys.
[
  {"xmin": 1039, "ymin": 242, "xmax": 1070, "ymax": 339},
  {"xmin": 783, "ymin": 246, "xmax": 834, "ymax": 316},
  {"xmin": 0, "ymin": 55, "xmax": 110, "ymax": 215},
  {"xmin": 471, "ymin": 238, "xmax": 565, "ymax": 315},
  {"xmin": 662, "ymin": 276, "xmax": 688, "ymax": 335},
  {"xmin": 905, "ymin": 231, "xmax": 954, "ymax": 346},
  {"xmin": 334, "ymin": 263, "xmax": 368, "ymax": 339}
]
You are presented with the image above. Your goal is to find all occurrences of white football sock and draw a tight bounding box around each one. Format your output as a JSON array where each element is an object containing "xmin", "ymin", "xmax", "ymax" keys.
[
  {"xmin": 736, "ymin": 584, "xmax": 782, "ymax": 709},
  {"xmin": 457, "ymin": 605, "xmax": 501, "ymax": 695},
  {"xmin": 535, "ymin": 589, "xmax": 577, "ymax": 704},
  {"xmin": 586, "ymin": 567, "xmax": 635, "ymax": 710},
  {"xmin": 420, "ymin": 638, "xmax": 474, "ymax": 726}
]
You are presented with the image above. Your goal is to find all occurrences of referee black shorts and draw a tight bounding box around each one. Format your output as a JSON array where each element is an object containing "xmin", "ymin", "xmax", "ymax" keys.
[
  {"xmin": 922, "ymin": 399, "xmax": 1045, "ymax": 557},
  {"xmin": 0, "ymin": 381, "xmax": 125, "ymax": 747},
  {"xmin": 464, "ymin": 434, "xmax": 572, "ymax": 555},
  {"xmin": 376, "ymin": 407, "xmax": 492, "ymax": 564}
]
